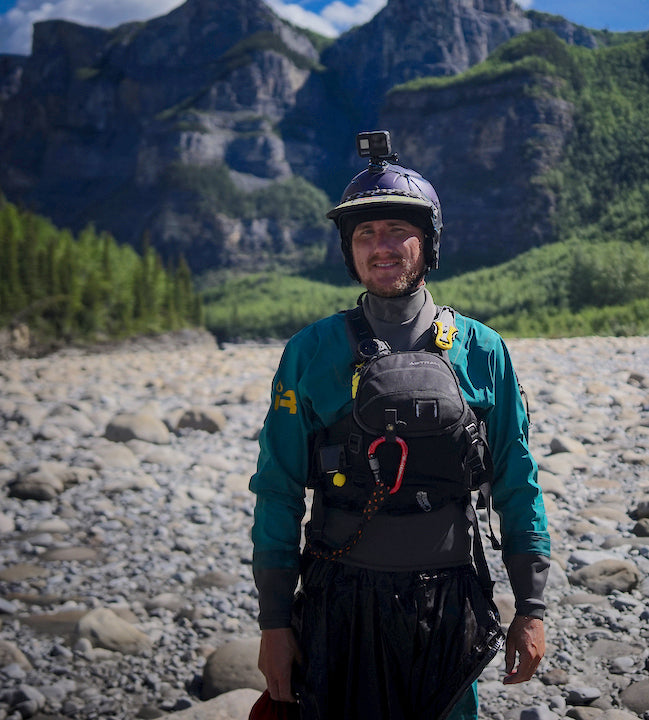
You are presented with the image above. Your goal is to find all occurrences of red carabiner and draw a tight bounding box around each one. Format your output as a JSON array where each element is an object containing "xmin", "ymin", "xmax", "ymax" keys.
[{"xmin": 367, "ymin": 435, "xmax": 408, "ymax": 495}]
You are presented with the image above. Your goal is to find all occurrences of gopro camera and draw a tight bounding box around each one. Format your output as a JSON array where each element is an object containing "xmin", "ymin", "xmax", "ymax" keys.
[{"xmin": 356, "ymin": 130, "xmax": 398, "ymax": 166}]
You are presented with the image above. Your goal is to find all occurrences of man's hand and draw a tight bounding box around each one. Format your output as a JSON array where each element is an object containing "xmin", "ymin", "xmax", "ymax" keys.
[
  {"xmin": 258, "ymin": 627, "xmax": 301, "ymax": 702},
  {"xmin": 503, "ymin": 615, "xmax": 545, "ymax": 684}
]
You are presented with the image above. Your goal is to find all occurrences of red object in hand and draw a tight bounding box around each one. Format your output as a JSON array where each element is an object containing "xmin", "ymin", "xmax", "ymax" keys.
[{"xmin": 249, "ymin": 690, "xmax": 300, "ymax": 720}]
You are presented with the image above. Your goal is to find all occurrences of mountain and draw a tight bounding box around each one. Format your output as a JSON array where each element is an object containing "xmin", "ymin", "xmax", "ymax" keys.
[{"xmin": 0, "ymin": 0, "xmax": 643, "ymax": 276}]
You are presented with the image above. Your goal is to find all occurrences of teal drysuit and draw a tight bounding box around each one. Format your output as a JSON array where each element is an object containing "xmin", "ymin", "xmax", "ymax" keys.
[{"xmin": 250, "ymin": 305, "xmax": 550, "ymax": 718}]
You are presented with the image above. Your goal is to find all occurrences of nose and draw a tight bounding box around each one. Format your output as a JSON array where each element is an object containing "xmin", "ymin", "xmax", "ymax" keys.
[{"xmin": 371, "ymin": 226, "xmax": 396, "ymax": 252}]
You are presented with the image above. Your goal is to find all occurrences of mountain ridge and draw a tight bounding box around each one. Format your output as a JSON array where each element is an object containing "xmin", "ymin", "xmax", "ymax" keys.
[{"xmin": 0, "ymin": 0, "xmax": 644, "ymax": 275}]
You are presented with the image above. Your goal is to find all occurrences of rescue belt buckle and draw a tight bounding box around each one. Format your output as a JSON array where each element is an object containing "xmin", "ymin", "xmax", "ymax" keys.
[{"xmin": 367, "ymin": 434, "xmax": 408, "ymax": 495}]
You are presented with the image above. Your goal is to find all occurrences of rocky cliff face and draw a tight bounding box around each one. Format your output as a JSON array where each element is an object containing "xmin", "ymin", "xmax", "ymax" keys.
[
  {"xmin": 322, "ymin": 0, "xmax": 530, "ymax": 117},
  {"xmin": 382, "ymin": 72, "xmax": 575, "ymax": 266},
  {"xmin": 0, "ymin": 0, "xmax": 599, "ymax": 273}
]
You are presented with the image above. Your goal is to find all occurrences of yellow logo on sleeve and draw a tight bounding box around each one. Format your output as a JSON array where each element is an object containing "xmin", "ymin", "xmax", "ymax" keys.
[{"xmin": 274, "ymin": 381, "xmax": 297, "ymax": 414}]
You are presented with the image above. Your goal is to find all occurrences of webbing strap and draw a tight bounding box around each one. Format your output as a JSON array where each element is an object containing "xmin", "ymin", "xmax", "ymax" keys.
[
  {"xmin": 465, "ymin": 501, "xmax": 495, "ymax": 598},
  {"xmin": 306, "ymin": 482, "xmax": 390, "ymax": 560},
  {"xmin": 346, "ymin": 305, "xmax": 374, "ymax": 359}
]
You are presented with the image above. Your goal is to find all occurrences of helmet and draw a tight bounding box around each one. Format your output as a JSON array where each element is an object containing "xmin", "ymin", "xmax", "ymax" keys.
[{"xmin": 327, "ymin": 157, "xmax": 443, "ymax": 282}]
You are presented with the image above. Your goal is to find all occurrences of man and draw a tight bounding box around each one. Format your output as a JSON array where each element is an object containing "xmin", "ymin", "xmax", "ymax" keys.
[{"xmin": 250, "ymin": 131, "xmax": 550, "ymax": 720}]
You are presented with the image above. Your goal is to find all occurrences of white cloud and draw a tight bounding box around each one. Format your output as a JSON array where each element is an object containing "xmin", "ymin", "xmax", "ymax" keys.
[
  {"xmin": 265, "ymin": 0, "xmax": 386, "ymax": 37},
  {"xmin": 265, "ymin": 0, "xmax": 338, "ymax": 36},
  {"xmin": 0, "ymin": 0, "xmax": 184, "ymax": 55},
  {"xmin": 322, "ymin": 0, "xmax": 386, "ymax": 32},
  {"xmin": 516, "ymin": 0, "xmax": 534, "ymax": 8},
  {"xmin": 0, "ymin": 0, "xmax": 393, "ymax": 56}
]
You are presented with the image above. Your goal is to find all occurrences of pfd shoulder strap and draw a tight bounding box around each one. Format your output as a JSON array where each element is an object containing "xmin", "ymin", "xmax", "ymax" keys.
[
  {"xmin": 345, "ymin": 304, "xmax": 374, "ymax": 361},
  {"xmin": 345, "ymin": 302, "xmax": 459, "ymax": 359}
]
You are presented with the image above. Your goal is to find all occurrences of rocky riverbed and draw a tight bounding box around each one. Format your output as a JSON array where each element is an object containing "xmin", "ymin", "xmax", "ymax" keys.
[{"xmin": 1, "ymin": 329, "xmax": 648, "ymax": 720}]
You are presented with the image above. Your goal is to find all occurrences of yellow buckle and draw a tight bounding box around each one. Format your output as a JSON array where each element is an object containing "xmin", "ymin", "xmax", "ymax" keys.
[{"xmin": 433, "ymin": 320, "xmax": 458, "ymax": 350}]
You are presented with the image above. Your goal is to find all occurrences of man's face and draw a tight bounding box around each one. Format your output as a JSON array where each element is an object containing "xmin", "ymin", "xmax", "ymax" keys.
[{"xmin": 351, "ymin": 218, "xmax": 426, "ymax": 297}]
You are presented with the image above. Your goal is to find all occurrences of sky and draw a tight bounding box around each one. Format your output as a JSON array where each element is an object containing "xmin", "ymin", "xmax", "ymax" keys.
[{"xmin": 0, "ymin": 0, "xmax": 648, "ymax": 56}]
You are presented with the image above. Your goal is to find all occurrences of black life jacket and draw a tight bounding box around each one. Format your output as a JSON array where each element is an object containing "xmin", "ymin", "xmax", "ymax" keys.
[
  {"xmin": 305, "ymin": 304, "xmax": 500, "ymax": 592},
  {"xmin": 308, "ymin": 305, "xmax": 493, "ymax": 517}
]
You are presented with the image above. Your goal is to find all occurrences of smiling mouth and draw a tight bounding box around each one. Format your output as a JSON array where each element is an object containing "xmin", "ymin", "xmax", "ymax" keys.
[{"xmin": 372, "ymin": 257, "xmax": 403, "ymax": 268}]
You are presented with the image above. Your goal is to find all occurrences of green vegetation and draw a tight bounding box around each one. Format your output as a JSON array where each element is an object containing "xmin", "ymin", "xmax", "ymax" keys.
[
  {"xmin": 547, "ymin": 37, "xmax": 649, "ymax": 245},
  {"xmin": 432, "ymin": 239, "xmax": 649, "ymax": 337},
  {"xmin": 390, "ymin": 30, "xmax": 582, "ymax": 93},
  {"xmin": 216, "ymin": 31, "xmax": 325, "ymax": 76},
  {"xmin": 203, "ymin": 274, "xmax": 357, "ymax": 340},
  {"xmin": 0, "ymin": 199, "xmax": 202, "ymax": 347},
  {"xmin": 163, "ymin": 163, "xmax": 331, "ymax": 229},
  {"xmin": 203, "ymin": 237, "xmax": 649, "ymax": 341}
]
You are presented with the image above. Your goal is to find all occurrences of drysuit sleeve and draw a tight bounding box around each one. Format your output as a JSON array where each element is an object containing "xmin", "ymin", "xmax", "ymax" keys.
[
  {"xmin": 504, "ymin": 553, "xmax": 550, "ymax": 619},
  {"xmin": 453, "ymin": 319, "xmax": 550, "ymax": 617},
  {"xmin": 249, "ymin": 331, "xmax": 315, "ymax": 629},
  {"xmin": 480, "ymin": 335, "xmax": 550, "ymax": 557}
]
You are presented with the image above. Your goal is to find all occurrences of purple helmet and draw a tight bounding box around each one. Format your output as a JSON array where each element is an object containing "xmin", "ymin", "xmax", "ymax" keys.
[{"xmin": 327, "ymin": 157, "xmax": 443, "ymax": 281}]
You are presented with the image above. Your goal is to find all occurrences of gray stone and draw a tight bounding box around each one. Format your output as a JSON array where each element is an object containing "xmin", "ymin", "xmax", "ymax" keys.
[
  {"xmin": 177, "ymin": 407, "xmax": 227, "ymax": 434},
  {"xmin": 550, "ymin": 436, "xmax": 587, "ymax": 455},
  {"xmin": 8, "ymin": 684, "xmax": 46, "ymax": 716},
  {"xmin": 0, "ymin": 511, "xmax": 16, "ymax": 533},
  {"xmin": 600, "ymin": 712, "xmax": 645, "ymax": 720},
  {"xmin": 610, "ymin": 656, "xmax": 636, "ymax": 674},
  {"xmin": 541, "ymin": 668, "xmax": 570, "ymax": 686},
  {"xmin": 0, "ymin": 597, "xmax": 19, "ymax": 613},
  {"xmin": 145, "ymin": 593, "xmax": 187, "ymax": 613},
  {"xmin": 620, "ymin": 680, "xmax": 649, "ymax": 715},
  {"xmin": 538, "ymin": 471, "xmax": 567, "ymax": 497},
  {"xmin": 92, "ymin": 441, "xmax": 140, "ymax": 469},
  {"xmin": 633, "ymin": 500, "xmax": 649, "ymax": 519},
  {"xmin": 201, "ymin": 638, "xmax": 265, "ymax": 699},
  {"xmin": 632, "ymin": 518, "xmax": 649, "ymax": 537},
  {"xmin": 9, "ymin": 465, "xmax": 65, "ymax": 500},
  {"xmin": 566, "ymin": 686, "xmax": 602, "ymax": 705},
  {"xmin": 521, "ymin": 706, "xmax": 562, "ymax": 720},
  {"xmin": 0, "ymin": 639, "xmax": 32, "ymax": 670},
  {"xmin": 41, "ymin": 546, "xmax": 98, "ymax": 561},
  {"xmin": 105, "ymin": 412, "xmax": 171, "ymax": 445},
  {"xmin": 166, "ymin": 689, "xmax": 261, "ymax": 719},
  {"xmin": 620, "ymin": 451, "xmax": 649, "ymax": 465},
  {"xmin": 569, "ymin": 559, "xmax": 642, "ymax": 594},
  {"xmin": 537, "ymin": 453, "xmax": 589, "ymax": 476},
  {"xmin": 566, "ymin": 709, "xmax": 603, "ymax": 720},
  {"xmin": 73, "ymin": 607, "xmax": 153, "ymax": 655}
]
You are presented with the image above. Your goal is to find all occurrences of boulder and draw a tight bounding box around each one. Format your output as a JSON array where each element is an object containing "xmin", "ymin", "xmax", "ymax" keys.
[
  {"xmin": 201, "ymin": 638, "xmax": 265, "ymax": 700},
  {"xmin": 569, "ymin": 559, "xmax": 641, "ymax": 594},
  {"xmin": 105, "ymin": 412, "xmax": 171, "ymax": 444},
  {"xmin": 166, "ymin": 689, "xmax": 262, "ymax": 719},
  {"xmin": 73, "ymin": 607, "xmax": 153, "ymax": 655},
  {"xmin": 177, "ymin": 407, "xmax": 227, "ymax": 434}
]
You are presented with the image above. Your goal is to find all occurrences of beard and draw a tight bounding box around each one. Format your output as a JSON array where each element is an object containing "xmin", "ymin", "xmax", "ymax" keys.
[{"xmin": 362, "ymin": 256, "xmax": 427, "ymax": 297}]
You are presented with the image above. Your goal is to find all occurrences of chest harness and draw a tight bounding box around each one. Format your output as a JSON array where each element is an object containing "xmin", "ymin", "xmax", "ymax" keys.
[{"xmin": 305, "ymin": 305, "xmax": 500, "ymax": 593}]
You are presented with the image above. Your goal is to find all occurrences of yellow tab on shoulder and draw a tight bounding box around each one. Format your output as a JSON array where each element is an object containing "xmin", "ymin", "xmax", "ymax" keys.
[{"xmin": 433, "ymin": 320, "xmax": 458, "ymax": 350}]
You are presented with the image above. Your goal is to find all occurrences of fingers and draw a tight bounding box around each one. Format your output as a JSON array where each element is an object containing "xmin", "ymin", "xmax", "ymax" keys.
[
  {"xmin": 503, "ymin": 653, "xmax": 542, "ymax": 684},
  {"xmin": 503, "ymin": 616, "xmax": 545, "ymax": 685}
]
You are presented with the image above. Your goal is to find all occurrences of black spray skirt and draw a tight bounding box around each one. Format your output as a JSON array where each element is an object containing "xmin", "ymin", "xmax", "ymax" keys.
[{"xmin": 291, "ymin": 559, "xmax": 504, "ymax": 720}]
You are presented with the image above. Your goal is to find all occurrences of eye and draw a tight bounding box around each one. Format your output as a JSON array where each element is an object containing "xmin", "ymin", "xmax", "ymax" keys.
[{"xmin": 354, "ymin": 225, "xmax": 373, "ymax": 238}]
